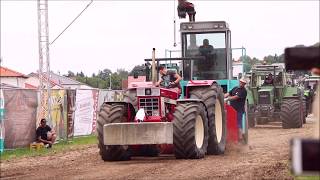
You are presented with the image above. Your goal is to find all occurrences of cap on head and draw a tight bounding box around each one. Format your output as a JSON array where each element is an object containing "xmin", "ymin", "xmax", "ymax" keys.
[{"xmin": 239, "ymin": 78, "xmax": 247, "ymax": 84}]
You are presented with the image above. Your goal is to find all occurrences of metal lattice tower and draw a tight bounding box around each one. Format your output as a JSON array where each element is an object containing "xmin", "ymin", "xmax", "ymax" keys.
[{"xmin": 37, "ymin": 0, "xmax": 51, "ymax": 122}]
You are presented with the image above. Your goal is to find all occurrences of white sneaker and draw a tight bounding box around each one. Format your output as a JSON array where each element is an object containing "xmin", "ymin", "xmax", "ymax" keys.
[{"xmin": 44, "ymin": 144, "xmax": 49, "ymax": 148}]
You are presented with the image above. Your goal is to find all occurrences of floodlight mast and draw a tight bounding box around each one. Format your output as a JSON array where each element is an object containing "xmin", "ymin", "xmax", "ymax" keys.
[{"xmin": 37, "ymin": 0, "xmax": 51, "ymax": 122}]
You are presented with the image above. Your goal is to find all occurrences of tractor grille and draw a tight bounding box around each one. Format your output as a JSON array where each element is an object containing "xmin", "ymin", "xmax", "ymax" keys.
[
  {"xmin": 258, "ymin": 91, "xmax": 271, "ymax": 104},
  {"xmin": 139, "ymin": 98, "xmax": 159, "ymax": 116}
]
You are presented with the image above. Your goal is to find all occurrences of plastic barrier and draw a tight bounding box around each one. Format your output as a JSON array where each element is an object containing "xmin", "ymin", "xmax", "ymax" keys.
[{"xmin": 225, "ymin": 104, "xmax": 238, "ymax": 143}]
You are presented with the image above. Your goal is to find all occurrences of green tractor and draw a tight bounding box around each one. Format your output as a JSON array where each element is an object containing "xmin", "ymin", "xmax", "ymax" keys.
[
  {"xmin": 302, "ymin": 75, "xmax": 319, "ymax": 115},
  {"xmin": 246, "ymin": 64, "xmax": 305, "ymax": 128}
]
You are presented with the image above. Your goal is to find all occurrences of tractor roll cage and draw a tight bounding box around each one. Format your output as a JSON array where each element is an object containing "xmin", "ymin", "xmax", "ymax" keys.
[{"xmin": 144, "ymin": 57, "xmax": 206, "ymax": 81}]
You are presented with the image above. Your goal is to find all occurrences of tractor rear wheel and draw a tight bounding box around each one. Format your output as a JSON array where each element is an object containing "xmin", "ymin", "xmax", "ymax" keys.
[
  {"xmin": 97, "ymin": 103, "xmax": 131, "ymax": 161},
  {"xmin": 281, "ymin": 99, "xmax": 303, "ymax": 129},
  {"xmin": 189, "ymin": 84, "xmax": 226, "ymax": 155},
  {"xmin": 173, "ymin": 102, "xmax": 208, "ymax": 159}
]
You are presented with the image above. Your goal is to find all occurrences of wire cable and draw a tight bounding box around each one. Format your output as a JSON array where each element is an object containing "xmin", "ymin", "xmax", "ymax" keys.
[{"xmin": 50, "ymin": 0, "xmax": 93, "ymax": 45}]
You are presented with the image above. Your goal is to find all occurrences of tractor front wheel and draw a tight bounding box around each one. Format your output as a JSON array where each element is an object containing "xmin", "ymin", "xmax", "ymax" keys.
[
  {"xmin": 281, "ymin": 99, "xmax": 303, "ymax": 129},
  {"xmin": 173, "ymin": 102, "xmax": 208, "ymax": 159},
  {"xmin": 97, "ymin": 103, "xmax": 131, "ymax": 161}
]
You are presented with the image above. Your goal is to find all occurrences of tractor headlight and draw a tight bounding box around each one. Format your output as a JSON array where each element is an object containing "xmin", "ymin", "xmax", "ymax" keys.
[{"xmin": 145, "ymin": 88, "xmax": 152, "ymax": 96}]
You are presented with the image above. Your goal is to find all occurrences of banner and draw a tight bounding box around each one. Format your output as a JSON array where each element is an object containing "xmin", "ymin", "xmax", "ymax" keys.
[
  {"xmin": 3, "ymin": 89, "xmax": 38, "ymax": 148},
  {"xmin": 66, "ymin": 90, "xmax": 76, "ymax": 138},
  {"xmin": 0, "ymin": 89, "xmax": 5, "ymax": 152},
  {"xmin": 50, "ymin": 90, "xmax": 67, "ymax": 140},
  {"xmin": 74, "ymin": 90, "xmax": 96, "ymax": 136},
  {"xmin": 92, "ymin": 89, "xmax": 99, "ymax": 133}
]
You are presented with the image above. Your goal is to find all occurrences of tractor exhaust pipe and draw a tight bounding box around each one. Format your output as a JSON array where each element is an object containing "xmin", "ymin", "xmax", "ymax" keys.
[{"xmin": 152, "ymin": 48, "xmax": 157, "ymax": 85}]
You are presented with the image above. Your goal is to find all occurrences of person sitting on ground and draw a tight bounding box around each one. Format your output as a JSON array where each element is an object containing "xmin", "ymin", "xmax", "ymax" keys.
[
  {"xmin": 36, "ymin": 118, "xmax": 57, "ymax": 148},
  {"xmin": 155, "ymin": 66, "xmax": 182, "ymax": 93}
]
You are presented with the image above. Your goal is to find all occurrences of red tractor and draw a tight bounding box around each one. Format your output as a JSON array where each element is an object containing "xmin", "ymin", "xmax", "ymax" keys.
[{"xmin": 97, "ymin": 2, "xmax": 247, "ymax": 161}]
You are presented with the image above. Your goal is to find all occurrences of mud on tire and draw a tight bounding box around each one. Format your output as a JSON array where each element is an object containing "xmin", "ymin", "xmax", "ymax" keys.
[
  {"xmin": 97, "ymin": 103, "xmax": 131, "ymax": 161},
  {"xmin": 281, "ymin": 98, "xmax": 303, "ymax": 129},
  {"xmin": 173, "ymin": 102, "xmax": 208, "ymax": 159},
  {"xmin": 189, "ymin": 84, "xmax": 226, "ymax": 155}
]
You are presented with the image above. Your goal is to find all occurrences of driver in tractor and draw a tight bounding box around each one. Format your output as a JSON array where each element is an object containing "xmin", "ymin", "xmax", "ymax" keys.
[
  {"xmin": 199, "ymin": 39, "xmax": 214, "ymax": 56},
  {"xmin": 198, "ymin": 39, "xmax": 215, "ymax": 76},
  {"xmin": 156, "ymin": 65, "xmax": 182, "ymax": 93},
  {"xmin": 264, "ymin": 73, "xmax": 274, "ymax": 85},
  {"xmin": 224, "ymin": 78, "xmax": 248, "ymax": 142}
]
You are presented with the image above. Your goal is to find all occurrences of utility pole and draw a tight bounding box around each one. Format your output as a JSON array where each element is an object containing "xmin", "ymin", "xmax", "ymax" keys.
[
  {"xmin": 109, "ymin": 73, "xmax": 112, "ymax": 90},
  {"xmin": 37, "ymin": 0, "xmax": 51, "ymax": 122}
]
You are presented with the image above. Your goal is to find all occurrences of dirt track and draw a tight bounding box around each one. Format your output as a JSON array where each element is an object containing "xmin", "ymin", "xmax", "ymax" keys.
[{"xmin": 1, "ymin": 116, "xmax": 317, "ymax": 180}]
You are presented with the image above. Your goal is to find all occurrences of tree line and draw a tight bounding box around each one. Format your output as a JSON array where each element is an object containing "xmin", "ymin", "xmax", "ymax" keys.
[
  {"xmin": 65, "ymin": 65, "xmax": 146, "ymax": 90},
  {"xmin": 65, "ymin": 42, "xmax": 319, "ymax": 89}
]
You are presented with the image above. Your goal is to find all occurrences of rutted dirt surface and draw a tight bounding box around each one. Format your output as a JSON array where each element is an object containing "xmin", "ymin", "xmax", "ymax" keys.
[{"xmin": 1, "ymin": 117, "xmax": 317, "ymax": 180}]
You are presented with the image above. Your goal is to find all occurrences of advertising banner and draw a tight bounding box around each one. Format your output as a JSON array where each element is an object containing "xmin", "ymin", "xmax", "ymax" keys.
[
  {"xmin": 0, "ymin": 89, "xmax": 5, "ymax": 152},
  {"xmin": 50, "ymin": 90, "xmax": 67, "ymax": 140},
  {"xmin": 74, "ymin": 90, "xmax": 95, "ymax": 136},
  {"xmin": 66, "ymin": 90, "xmax": 76, "ymax": 138},
  {"xmin": 92, "ymin": 89, "xmax": 99, "ymax": 133},
  {"xmin": 3, "ymin": 89, "xmax": 38, "ymax": 148}
]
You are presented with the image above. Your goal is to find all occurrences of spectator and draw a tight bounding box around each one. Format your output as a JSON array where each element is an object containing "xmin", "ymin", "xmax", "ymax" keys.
[{"xmin": 36, "ymin": 118, "xmax": 56, "ymax": 148}]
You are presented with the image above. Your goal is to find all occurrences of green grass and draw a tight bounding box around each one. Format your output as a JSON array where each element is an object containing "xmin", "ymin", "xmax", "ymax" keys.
[
  {"xmin": 0, "ymin": 135, "xmax": 97, "ymax": 161},
  {"xmin": 295, "ymin": 176, "xmax": 320, "ymax": 180}
]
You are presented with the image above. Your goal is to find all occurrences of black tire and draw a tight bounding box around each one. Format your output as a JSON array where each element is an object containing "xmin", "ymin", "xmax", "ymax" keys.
[
  {"xmin": 281, "ymin": 99, "xmax": 303, "ymax": 129},
  {"xmin": 173, "ymin": 102, "xmax": 209, "ymax": 159},
  {"xmin": 97, "ymin": 103, "xmax": 131, "ymax": 161},
  {"xmin": 189, "ymin": 84, "xmax": 226, "ymax": 155}
]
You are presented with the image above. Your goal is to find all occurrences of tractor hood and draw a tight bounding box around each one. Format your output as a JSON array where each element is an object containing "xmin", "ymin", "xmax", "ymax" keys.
[{"xmin": 128, "ymin": 82, "xmax": 154, "ymax": 89}]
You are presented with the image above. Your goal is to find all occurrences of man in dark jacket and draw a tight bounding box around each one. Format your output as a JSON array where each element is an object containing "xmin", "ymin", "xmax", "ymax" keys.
[{"xmin": 224, "ymin": 78, "xmax": 247, "ymax": 140}]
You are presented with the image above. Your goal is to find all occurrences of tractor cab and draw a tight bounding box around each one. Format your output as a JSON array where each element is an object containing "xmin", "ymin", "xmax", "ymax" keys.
[
  {"xmin": 180, "ymin": 21, "xmax": 232, "ymax": 81},
  {"xmin": 179, "ymin": 21, "xmax": 238, "ymax": 94},
  {"xmin": 249, "ymin": 65, "xmax": 286, "ymax": 106}
]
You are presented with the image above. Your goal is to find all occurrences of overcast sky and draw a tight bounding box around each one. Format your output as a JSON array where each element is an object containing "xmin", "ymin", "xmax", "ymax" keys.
[{"xmin": 1, "ymin": 1, "xmax": 319, "ymax": 75}]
